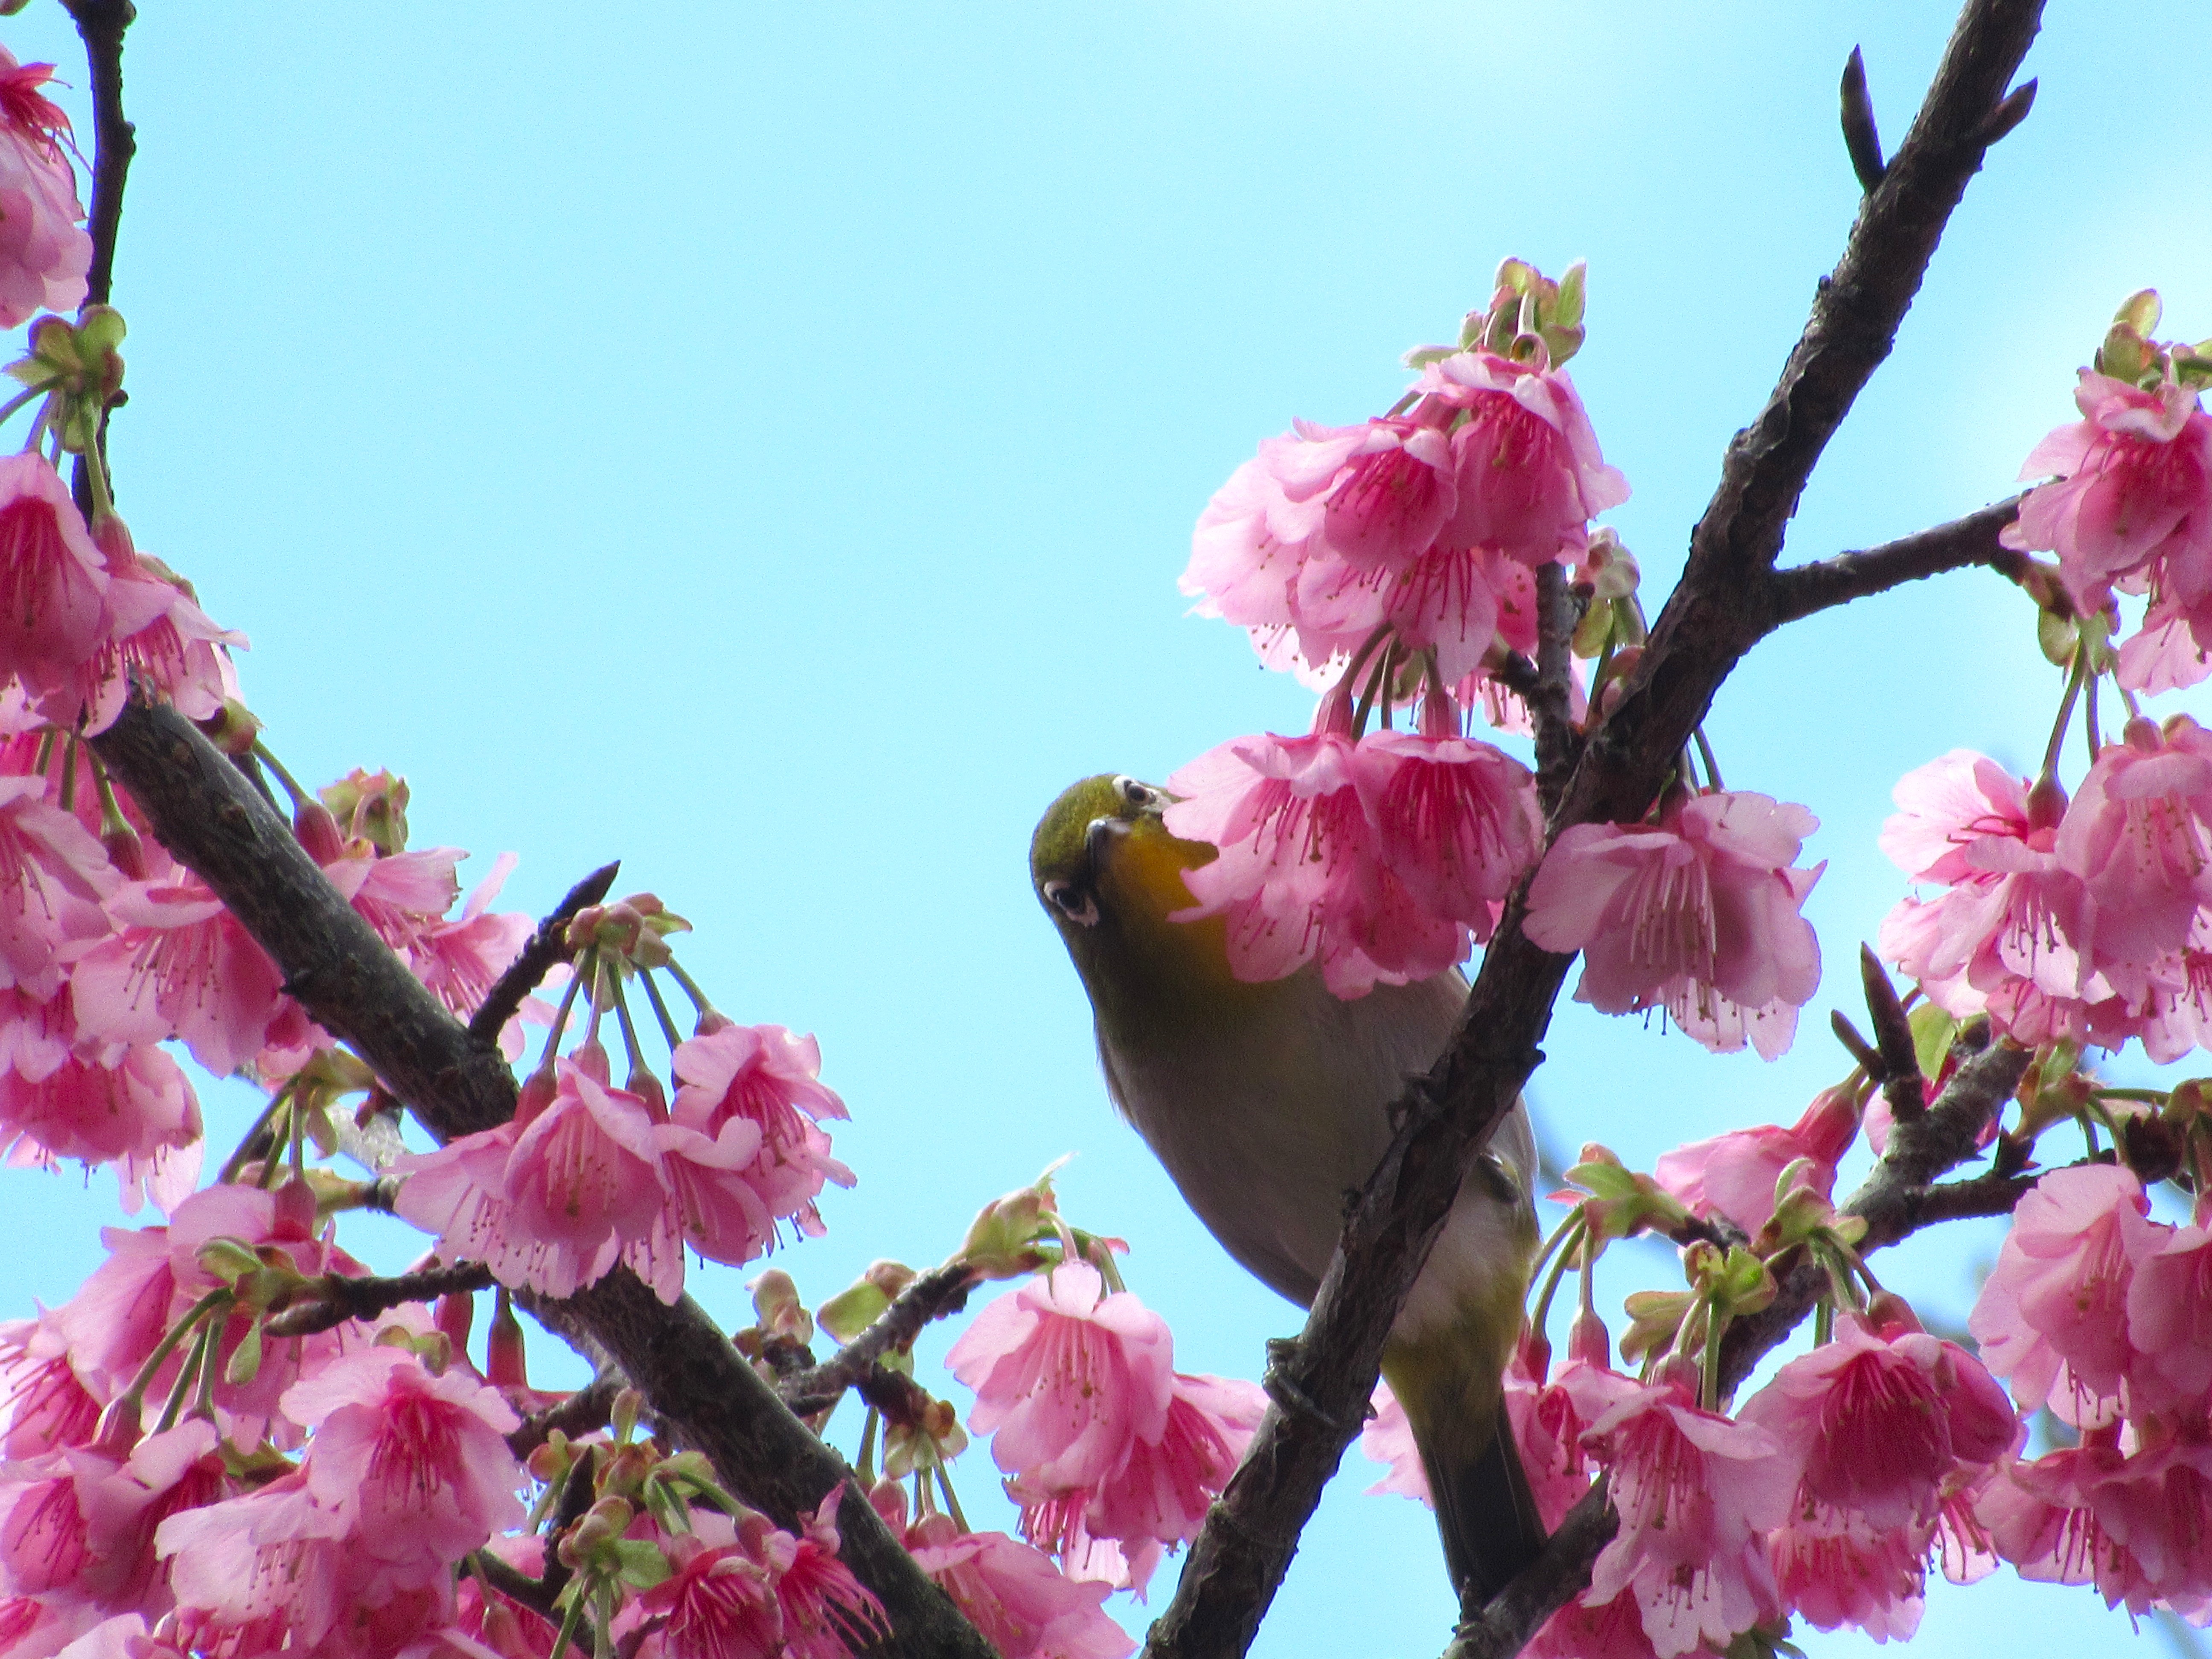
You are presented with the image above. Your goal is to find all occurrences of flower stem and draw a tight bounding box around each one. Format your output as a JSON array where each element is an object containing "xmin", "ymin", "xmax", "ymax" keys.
[
  {"xmin": 218, "ymin": 1084, "xmax": 294, "ymax": 1185},
  {"xmin": 639, "ymin": 968, "xmax": 684, "ymax": 1055},
  {"xmin": 1692, "ymin": 726, "xmax": 1725, "ymax": 793},
  {"xmin": 2040, "ymin": 650, "xmax": 2087, "ymax": 783}
]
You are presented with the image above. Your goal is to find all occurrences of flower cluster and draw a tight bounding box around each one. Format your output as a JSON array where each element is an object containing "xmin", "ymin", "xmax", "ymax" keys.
[
  {"xmin": 1879, "ymin": 722, "xmax": 2212, "ymax": 1055},
  {"xmin": 0, "ymin": 49, "xmax": 89, "ymax": 329},
  {"xmin": 946, "ymin": 1259, "xmax": 1265, "ymax": 1596}
]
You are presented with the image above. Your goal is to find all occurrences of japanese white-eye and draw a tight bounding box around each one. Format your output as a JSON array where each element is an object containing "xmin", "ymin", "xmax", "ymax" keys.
[{"xmin": 1030, "ymin": 772, "xmax": 1546, "ymax": 1605}]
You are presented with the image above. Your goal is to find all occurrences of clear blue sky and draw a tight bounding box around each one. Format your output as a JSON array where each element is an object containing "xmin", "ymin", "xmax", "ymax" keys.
[{"xmin": 7, "ymin": 3, "xmax": 2209, "ymax": 1655}]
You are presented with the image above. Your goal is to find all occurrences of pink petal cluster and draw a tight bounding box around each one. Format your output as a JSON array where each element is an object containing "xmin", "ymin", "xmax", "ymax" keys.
[
  {"xmin": 875, "ymin": 1484, "xmax": 1132, "ymax": 1659},
  {"xmin": 154, "ymin": 1348, "xmax": 523, "ymax": 1658},
  {"xmin": 394, "ymin": 1025, "xmax": 854, "ymax": 1305},
  {"xmin": 945, "ymin": 1261, "xmax": 1263, "ymax": 1594},
  {"xmin": 1181, "ymin": 343, "xmax": 1624, "ymax": 707},
  {"xmin": 1524, "ymin": 790, "xmax": 1825, "ymax": 1058},
  {"xmin": 1737, "ymin": 1310, "xmax": 2018, "ymax": 1640},
  {"xmin": 0, "ymin": 51, "xmax": 90, "ymax": 328},
  {"xmin": 1880, "ymin": 726, "xmax": 2212, "ymax": 1056},
  {"xmin": 1567, "ymin": 1371, "xmax": 1795, "ymax": 1658},
  {"xmin": 2002, "ymin": 367, "xmax": 2212, "ymax": 691},
  {"xmin": 1163, "ymin": 698, "xmax": 1543, "ymax": 998},
  {"xmin": 625, "ymin": 1496, "xmax": 886, "ymax": 1659},
  {"xmin": 1653, "ymin": 1085, "xmax": 1859, "ymax": 1235}
]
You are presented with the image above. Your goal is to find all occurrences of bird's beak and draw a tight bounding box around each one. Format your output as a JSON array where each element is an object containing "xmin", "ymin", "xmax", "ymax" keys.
[{"xmin": 1083, "ymin": 813, "xmax": 1129, "ymax": 881}]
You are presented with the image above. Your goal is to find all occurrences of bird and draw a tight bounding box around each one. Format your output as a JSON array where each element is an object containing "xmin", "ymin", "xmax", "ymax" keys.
[{"xmin": 1029, "ymin": 770, "xmax": 1547, "ymax": 1607}]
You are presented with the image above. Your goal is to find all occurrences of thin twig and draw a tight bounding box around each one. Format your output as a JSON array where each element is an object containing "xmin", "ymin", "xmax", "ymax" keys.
[
  {"xmin": 1769, "ymin": 496, "xmax": 2028, "ymax": 623},
  {"xmin": 468, "ymin": 861, "xmax": 621, "ymax": 1044},
  {"xmin": 779, "ymin": 1263, "xmax": 979, "ymax": 1416},
  {"xmin": 58, "ymin": 0, "xmax": 135, "ymax": 308},
  {"xmin": 509, "ymin": 1374, "xmax": 623, "ymax": 1459},
  {"xmin": 265, "ymin": 1260, "xmax": 494, "ymax": 1339},
  {"xmin": 1859, "ymin": 945, "xmax": 1927, "ymax": 1124}
]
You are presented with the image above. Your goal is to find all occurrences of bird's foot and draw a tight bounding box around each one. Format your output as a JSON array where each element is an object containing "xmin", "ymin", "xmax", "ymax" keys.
[{"xmin": 1262, "ymin": 1339, "xmax": 1356, "ymax": 1432}]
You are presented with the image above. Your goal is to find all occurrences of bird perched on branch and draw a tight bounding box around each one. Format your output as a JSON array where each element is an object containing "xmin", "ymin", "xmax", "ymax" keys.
[{"xmin": 1030, "ymin": 771, "xmax": 1546, "ymax": 1606}]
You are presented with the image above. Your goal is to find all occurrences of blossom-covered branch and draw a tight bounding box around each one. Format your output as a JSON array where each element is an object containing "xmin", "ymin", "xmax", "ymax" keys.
[
  {"xmin": 1143, "ymin": 5, "xmax": 2048, "ymax": 1655},
  {"xmin": 87, "ymin": 696, "xmax": 999, "ymax": 1659}
]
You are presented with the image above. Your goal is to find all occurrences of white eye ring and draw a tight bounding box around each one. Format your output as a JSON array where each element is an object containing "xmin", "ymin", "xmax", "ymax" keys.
[
  {"xmin": 1112, "ymin": 775, "xmax": 1158, "ymax": 809},
  {"xmin": 1042, "ymin": 879, "xmax": 1100, "ymax": 928}
]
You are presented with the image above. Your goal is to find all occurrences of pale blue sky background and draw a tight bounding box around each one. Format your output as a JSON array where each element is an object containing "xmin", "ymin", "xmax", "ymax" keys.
[{"xmin": 6, "ymin": 3, "xmax": 2210, "ymax": 1655}]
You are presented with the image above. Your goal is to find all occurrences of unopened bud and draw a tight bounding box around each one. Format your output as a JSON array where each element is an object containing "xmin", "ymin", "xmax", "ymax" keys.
[
  {"xmin": 198, "ymin": 699, "xmax": 262, "ymax": 757},
  {"xmin": 748, "ymin": 1271, "xmax": 813, "ymax": 1346}
]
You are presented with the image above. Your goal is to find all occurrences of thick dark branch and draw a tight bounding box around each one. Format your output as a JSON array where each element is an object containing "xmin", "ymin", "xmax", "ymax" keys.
[
  {"xmin": 89, "ymin": 696, "xmax": 993, "ymax": 1659},
  {"xmin": 1143, "ymin": 6, "xmax": 2046, "ymax": 1656},
  {"xmin": 780, "ymin": 1263, "xmax": 981, "ymax": 1417},
  {"xmin": 468, "ymin": 861, "xmax": 620, "ymax": 1044},
  {"xmin": 59, "ymin": 0, "xmax": 134, "ymax": 309},
  {"xmin": 1770, "ymin": 497, "xmax": 2027, "ymax": 624},
  {"xmin": 265, "ymin": 1260, "xmax": 494, "ymax": 1339}
]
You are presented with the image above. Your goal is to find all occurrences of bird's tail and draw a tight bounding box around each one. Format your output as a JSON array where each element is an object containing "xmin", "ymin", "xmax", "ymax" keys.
[{"xmin": 1382, "ymin": 1330, "xmax": 1548, "ymax": 1608}]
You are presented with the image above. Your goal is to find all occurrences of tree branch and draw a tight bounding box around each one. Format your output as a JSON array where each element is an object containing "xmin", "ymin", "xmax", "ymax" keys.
[
  {"xmin": 1142, "ymin": 4, "xmax": 2046, "ymax": 1654},
  {"xmin": 264, "ymin": 1260, "xmax": 495, "ymax": 1339},
  {"xmin": 468, "ymin": 860, "xmax": 620, "ymax": 1045},
  {"xmin": 1530, "ymin": 563, "xmax": 1581, "ymax": 821},
  {"xmin": 780, "ymin": 1263, "xmax": 981, "ymax": 1417},
  {"xmin": 1769, "ymin": 497, "xmax": 2028, "ymax": 624},
  {"xmin": 89, "ymin": 696, "xmax": 995, "ymax": 1659},
  {"xmin": 1442, "ymin": 1483, "xmax": 1618, "ymax": 1659},
  {"xmin": 509, "ymin": 1374, "xmax": 622, "ymax": 1460},
  {"xmin": 58, "ymin": 0, "xmax": 134, "ymax": 309}
]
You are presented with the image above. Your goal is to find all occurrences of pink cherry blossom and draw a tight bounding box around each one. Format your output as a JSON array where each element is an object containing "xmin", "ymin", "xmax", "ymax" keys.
[
  {"xmin": 948, "ymin": 1261, "xmax": 1173, "ymax": 1487},
  {"xmin": 1653, "ymin": 1085, "xmax": 1859, "ymax": 1236},
  {"xmin": 0, "ymin": 53, "xmax": 89, "ymax": 328},
  {"xmin": 1575, "ymin": 1374, "xmax": 1794, "ymax": 1658},
  {"xmin": 1522, "ymin": 1586, "xmax": 1672, "ymax": 1659},
  {"xmin": 1417, "ymin": 349, "xmax": 1629, "ymax": 567},
  {"xmin": 408, "ymin": 853, "xmax": 531, "ymax": 1023},
  {"xmin": 1503, "ymin": 1330, "xmax": 1613, "ymax": 1533},
  {"xmin": 1737, "ymin": 1311, "xmax": 2017, "ymax": 1535},
  {"xmin": 669, "ymin": 1020, "xmax": 853, "ymax": 1243},
  {"xmin": 155, "ymin": 1469, "xmax": 365, "ymax": 1657},
  {"xmin": 59, "ymin": 1418, "xmax": 224, "ymax": 1621},
  {"xmin": 1304, "ymin": 416, "xmax": 1460, "ymax": 571},
  {"xmin": 1360, "ymin": 1380, "xmax": 1430, "ymax": 1505},
  {"xmin": 0, "ymin": 455, "xmax": 107, "ymax": 702},
  {"xmin": 2124, "ymin": 1216, "xmax": 2212, "ymax": 1413},
  {"xmin": 1353, "ymin": 724, "xmax": 1544, "ymax": 946},
  {"xmin": 897, "ymin": 1502, "xmax": 1133, "ymax": 1659},
  {"xmin": 0, "ymin": 1030, "xmax": 203, "ymax": 1215},
  {"xmin": 0, "ymin": 1312, "xmax": 101, "ymax": 1458},
  {"xmin": 392, "ymin": 1050, "xmax": 684, "ymax": 1303},
  {"xmin": 68, "ymin": 874, "xmax": 291, "ymax": 1078},
  {"xmin": 323, "ymin": 844, "xmax": 463, "ymax": 960},
  {"xmin": 1081, "ymin": 1371, "xmax": 1263, "ymax": 1592},
  {"xmin": 2002, "ymin": 368, "xmax": 2212, "ymax": 689},
  {"xmin": 35, "ymin": 516, "xmax": 243, "ymax": 736},
  {"xmin": 0, "ymin": 775, "xmax": 119, "ymax": 1001},
  {"xmin": 1768, "ymin": 1509, "xmax": 1929, "ymax": 1642},
  {"xmin": 1179, "ymin": 452, "xmax": 1323, "ymax": 668},
  {"xmin": 1877, "ymin": 754, "xmax": 2104, "ymax": 1046},
  {"xmin": 1524, "ymin": 790, "xmax": 1824, "ymax": 1059},
  {"xmin": 1292, "ymin": 538, "xmax": 1506, "ymax": 686},
  {"xmin": 2054, "ymin": 716, "xmax": 2212, "ymax": 975},
  {"xmin": 1967, "ymin": 1163, "xmax": 2147, "ymax": 1428},
  {"xmin": 280, "ymin": 1346, "xmax": 524, "ymax": 1587}
]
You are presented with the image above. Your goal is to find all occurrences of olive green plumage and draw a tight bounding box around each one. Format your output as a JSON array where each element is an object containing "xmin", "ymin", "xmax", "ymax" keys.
[{"xmin": 1030, "ymin": 772, "xmax": 1547, "ymax": 1605}]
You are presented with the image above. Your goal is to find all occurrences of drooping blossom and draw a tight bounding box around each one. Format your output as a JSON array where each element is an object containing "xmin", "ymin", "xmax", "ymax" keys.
[
  {"xmin": 408, "ymin": 852, "xmax": 532, "ymax": 1026},
  {"xmin": 68, "ymin": 873, "xmax": 291, "ymax": 1078},
  {"xmin": 1738, "ymin": 1310, "xmax": 2018, "ymax": 1534},
  {"xmin": 0, "ymin": 456, "xmax": 108, "ymax": 704},
  {"xmin": 0, "ymin": 1015, "xmax": 203, "ymax": 1215},
  {"xmin": 946, "ymin": 1260, "xmax": 1171, "ymax": 1503},
  {"xmin": 669, "ymin": 1019, "xmax": 854, "ymax": 1247},
  {"xmin": 0, "ymin": 775, "xmax": 119, "ymax": 1000},
  {"xmin": 878, "ymin": 1484, "xmax": 1132, "ymax": 1659},
  {"xmin": 1569, "ymin": 1371, "xmax": 1796, "ymax": 1658},
  {"xmin": 1074, "ymin": 1370, "xmax": 1263, "ymax": 1593},
  {"xmin": 35, "ymin": 516, "xmax": 242, "ymax": 736},
  {"xmin": 1653, "ymin": 1085, "xmax": 1859, "ymax": 1235},
  {"xmin": 1876, "ymin": 751, "xmax": 2109, "ymax": 1046},
  {"xmin": 1966, "ymin": 1163, "xmax": 2147, "ymax": 1428},
  {"xmin": 1415, "ymin": 348, "xmax": 1630, "ymax": 566},
  {"xmin": 279, "ymin": 1346, "xmax": 525, "ymax": 1590},
  {"xmin": 1524, "ymin": 790, "xmax": 1824, "ymax": 1059},
  {"xmin": 1165, "ymin": 691, "xmax": 1541, "ymax": 998},
  {"xmin": 2002, "ymin": 366, "xmax": 2212, "ymax": 690},
  {"xmin": 0, "ymin": 1311, "xmax": 101, "ymax": 1458},
  {"xmin": 2124, "ymin": 1216, "xmax": 2212, "ymax": 1414},
  {"xmin": 2053, "ymin": 716, "xmax": 2212, "ymax": 978},
  {"xmin": 0, "ymin": 52, "xmax": 90, "ymax": 328},
  {"xmin": 390, "ymin": 1047, "xmax": 684, "ymax": 1303}
]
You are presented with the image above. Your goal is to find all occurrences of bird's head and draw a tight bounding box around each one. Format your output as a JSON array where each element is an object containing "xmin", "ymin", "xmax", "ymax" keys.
[{"xmin": 1030, "ymin": 773, "xmax": 1259, "ymax": 1033}]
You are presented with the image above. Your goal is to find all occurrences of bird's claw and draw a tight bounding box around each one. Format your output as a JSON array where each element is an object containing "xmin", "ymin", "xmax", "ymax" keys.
[{"xmin": 1262, "ymin": 1339, "xmax": 1355, "ymax": 1432}]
